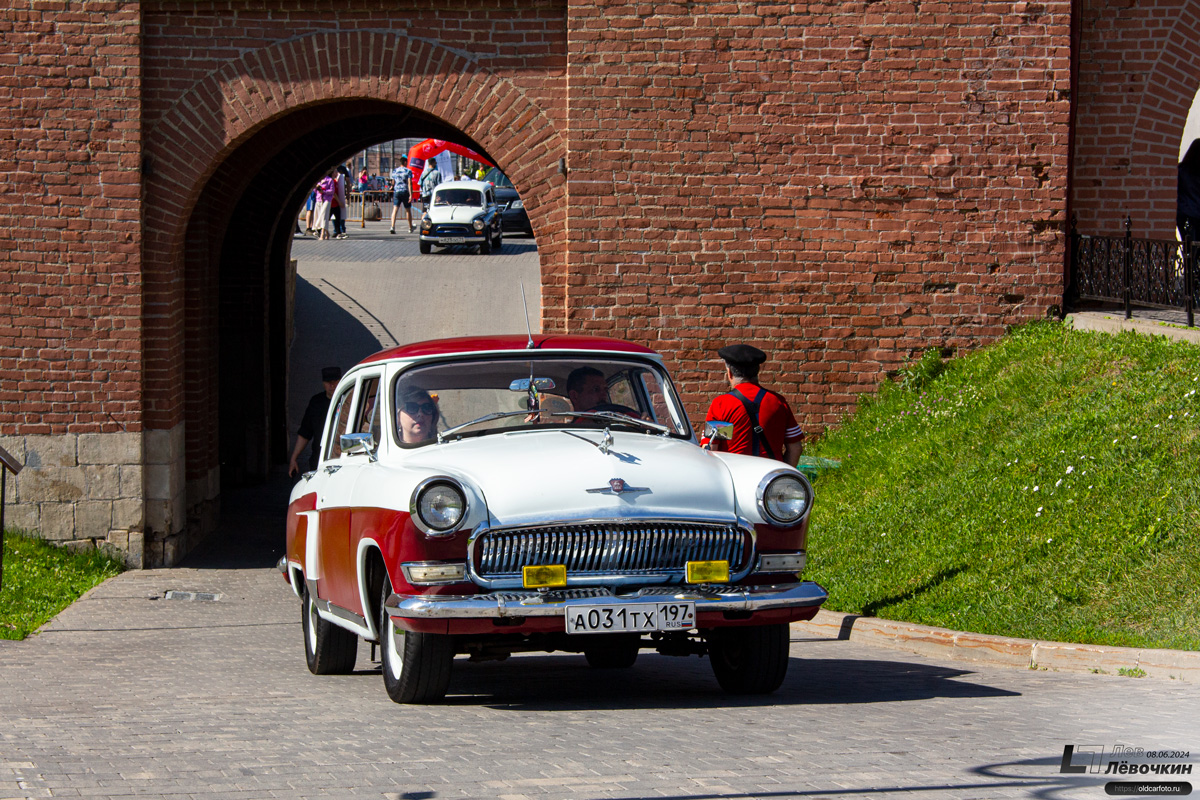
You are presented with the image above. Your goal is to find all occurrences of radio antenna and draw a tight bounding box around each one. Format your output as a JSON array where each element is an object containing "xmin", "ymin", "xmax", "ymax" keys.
[{"xmin": 520, "ymin": 281, "xmax": 535, "ymax": 349}]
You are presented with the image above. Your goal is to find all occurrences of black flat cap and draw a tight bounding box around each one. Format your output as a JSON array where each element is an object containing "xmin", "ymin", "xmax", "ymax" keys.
[
  {"xmin": 321, "ymin": 366, "xmax": 343, "ymax": 382},
  {"xmin": 718, "ymin": 344, "xmax": 767, "ymax": 366}
]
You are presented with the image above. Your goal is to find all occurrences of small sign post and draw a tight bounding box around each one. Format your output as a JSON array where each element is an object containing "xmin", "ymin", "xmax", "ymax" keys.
[{"xmin": 0, "ymin": 444, "xmax": 23, "ymax": 591}]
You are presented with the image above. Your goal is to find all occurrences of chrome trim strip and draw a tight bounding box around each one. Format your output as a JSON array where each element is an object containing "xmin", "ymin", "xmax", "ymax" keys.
[{"xmin": 385, "ymin": 581, "xmax": 828, "ymax": 620}]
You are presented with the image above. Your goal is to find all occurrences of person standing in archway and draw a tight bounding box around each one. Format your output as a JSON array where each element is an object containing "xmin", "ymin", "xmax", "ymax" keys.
[
  {"xmin": 312, "ymin": 170, "xmax": 337, "ymax": 241},
  {"xmin": 288, "ymin": 366, "xmax": 342, "ymax": 477},
  {"xmin": 702, "ymin": 344, "xmax": 804, "ymax": 466},
  {"xmin": 389, "ymin": 156, "xmax": 414, "ymax": 234},
  {"xmin": 1179, "ymin": 140, "xmax": 1200, "ymax": 241},
  {"xmin": 419, "ymin": 161, "xmax": 442, "ymax": 210}
]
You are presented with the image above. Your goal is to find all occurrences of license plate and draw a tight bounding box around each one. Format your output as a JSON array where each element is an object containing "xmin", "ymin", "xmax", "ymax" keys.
[
  {"xmin": 566, "ymin": 602, "xmax": 695, "ymax": 634},
  {"xmin": 443, "ymin": 236, "xmax": 466, "ymax": 244}
]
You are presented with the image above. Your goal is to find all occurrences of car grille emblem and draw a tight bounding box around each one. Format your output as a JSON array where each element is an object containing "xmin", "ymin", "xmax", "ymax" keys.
[{"xmin": 586, "ymin": 478, "xmax": 650, "ymax": 495}]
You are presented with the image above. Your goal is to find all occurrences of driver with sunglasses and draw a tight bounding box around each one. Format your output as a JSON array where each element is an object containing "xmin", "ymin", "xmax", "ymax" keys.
[{"xmin": 396, "ymin": 386, "xmax": 439, "ymax": 444}]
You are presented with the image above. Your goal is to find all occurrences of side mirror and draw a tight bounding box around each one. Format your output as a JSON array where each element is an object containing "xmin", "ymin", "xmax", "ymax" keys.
[
  {"xmin": 703, "ymin": 421, "xmax": 733, "ymax": 450},
  {"xmin": 340, "ymin": 432, "xmax": 376, "ymax": 456}
]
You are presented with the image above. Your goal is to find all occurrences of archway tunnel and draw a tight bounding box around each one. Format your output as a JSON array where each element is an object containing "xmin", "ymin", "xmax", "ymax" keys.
[{"xmin": 179, "ymin": 100, "xmax": 541, "ymax": 542}]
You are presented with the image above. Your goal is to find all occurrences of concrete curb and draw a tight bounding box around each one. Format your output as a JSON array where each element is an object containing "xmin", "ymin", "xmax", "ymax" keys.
[{"xmin": 791, "ymin": 609, "xmax": 1200, "ymax": 682}]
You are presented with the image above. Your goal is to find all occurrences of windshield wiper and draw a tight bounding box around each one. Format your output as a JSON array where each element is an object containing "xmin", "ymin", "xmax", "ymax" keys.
[
  {"xmin": 437, "ymin": 410, "xmax": 530, "ymax": 442},
  {"xmin": 541, "ymin": 410, "xmax": 673, "ymax": 435}
]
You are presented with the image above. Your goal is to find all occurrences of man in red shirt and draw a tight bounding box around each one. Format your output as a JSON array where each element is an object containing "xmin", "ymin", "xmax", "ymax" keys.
[{"xmin": 703, "ymin": 344, "xmax": 804, "ymax": 465}]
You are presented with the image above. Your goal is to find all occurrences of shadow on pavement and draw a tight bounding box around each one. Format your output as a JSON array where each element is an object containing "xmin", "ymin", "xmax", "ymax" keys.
[
  {"xmin": 177, "ymin": 470, "xmax": 295, "ymax": 570},
  {"xmin": 393, "ymin": 651, "xmax": 1023, "ymax": 711}
]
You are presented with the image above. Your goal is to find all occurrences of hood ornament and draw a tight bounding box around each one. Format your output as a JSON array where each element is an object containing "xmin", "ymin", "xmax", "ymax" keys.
[
  {"xmin": 586, "ymin": 477, "xmax": 650, "ymax": 496},
  {"xmin": 599, "ymin": 427, "xmax": 613, "ymax": 455}
]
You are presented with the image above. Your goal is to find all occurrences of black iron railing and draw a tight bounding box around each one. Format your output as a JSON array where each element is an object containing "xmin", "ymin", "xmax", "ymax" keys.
[
  {"xmin": 0, "ymin": 444, "xmax": 23, "ymax": 590},
  {"xmin": 1070, "ymin": 217, "xmax": 1198, "ymax": 327}
]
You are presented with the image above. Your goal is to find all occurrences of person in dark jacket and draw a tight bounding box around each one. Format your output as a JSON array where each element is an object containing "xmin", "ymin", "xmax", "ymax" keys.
[
  {"xmin": 1178, "ymin": 139, "xmax": 1200, "ymax": 240},
  {"xmin": 288, "ymin": 366, "xmax": 342, "ymax": 477}
]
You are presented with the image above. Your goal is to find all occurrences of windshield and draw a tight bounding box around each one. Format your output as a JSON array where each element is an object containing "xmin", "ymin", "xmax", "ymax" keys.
[
  {"xmin": 482, "ymin": 167, "xmax": 514, "ymax": 189},
  {"xmin": 433, "ymin": 188, "xmax": 482, "ymax": 207},
  {"xmin": 391, "ymin": 356, "xmax": 692, "ymax": 446}
]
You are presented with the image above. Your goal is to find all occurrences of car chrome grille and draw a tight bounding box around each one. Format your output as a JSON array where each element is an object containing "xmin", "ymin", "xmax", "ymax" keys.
[{"xmin": 471, "ymin": 521, "xmax": 751, "ymax": 586}]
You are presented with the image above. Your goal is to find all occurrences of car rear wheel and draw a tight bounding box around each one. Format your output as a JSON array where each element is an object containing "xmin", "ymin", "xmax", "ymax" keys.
[
  {"xmin": 707, "ymin": 623, "xmax": 790, "ymax": 694},
  {"xmin": 419, "ymin": 240, "xmax": 431, "ymax": 255},
  {"xmin": 584, "ymin": 634, "xmax": 640, "ymax": 669},
  {"xmin": 379, "ymin": 577, "xmax": 454, "ymax": 703},
  {"xmin": 302, "ymin": 585, "xmax": 358, "ymax": 675}
]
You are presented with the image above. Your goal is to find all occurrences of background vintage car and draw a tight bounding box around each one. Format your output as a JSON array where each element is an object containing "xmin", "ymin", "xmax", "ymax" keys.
[
  {"xmin": 418, "ymin": 179, "xmax": 503, "ymax": 254},
  {"xmin": 283, "ymin": 335, "xmax": 826, "ymax": 703},
  {"xmin": 481, "ymin": 167, "xmax": 534, "ymax": 236}
]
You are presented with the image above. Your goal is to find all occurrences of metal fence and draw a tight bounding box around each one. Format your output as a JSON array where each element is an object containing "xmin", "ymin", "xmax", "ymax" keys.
[{"xmin": 1070, "ymin": 217, "xmax": 1198, "ymax": 327}]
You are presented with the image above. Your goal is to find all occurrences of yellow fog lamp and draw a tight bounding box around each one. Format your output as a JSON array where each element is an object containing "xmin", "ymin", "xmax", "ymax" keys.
[
  {"xmin": 686, "ymin": 560, "xmax": 730, "ymax": 584},
  {"xmin": 523, "ymin": 564, "xmax": 567, "ymax": 589}
]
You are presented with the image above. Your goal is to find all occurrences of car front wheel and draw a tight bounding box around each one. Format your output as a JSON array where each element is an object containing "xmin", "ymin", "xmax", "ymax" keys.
[
  {"xmin": 419, "ymin": 240, "xmax": 432, "ymax": 255},
  {"xmin": 302, "ymin": 585, "xmax": 358, "ymax": 675},
  {"xmin": 379, "ymin": 577, "xmax": 454, "ymax": 703},
  {"xmin": 707, "ymin": 623, "xmax": 790, "ymax": 694}
]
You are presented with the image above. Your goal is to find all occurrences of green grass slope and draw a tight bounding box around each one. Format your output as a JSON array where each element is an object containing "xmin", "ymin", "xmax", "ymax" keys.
[
  {"xmin": 1, "ymin": 531, "xmax": 124, "ymax": 639},
  {"xmin": 805, "ymin": 320, "xmax": 1200, "ymax": 651}
]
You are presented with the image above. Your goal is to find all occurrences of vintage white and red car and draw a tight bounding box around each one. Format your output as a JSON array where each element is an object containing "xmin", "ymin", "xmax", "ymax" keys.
[{"xmin": 283, "ymin": 335, "xmax": 827, "ymax": 703}]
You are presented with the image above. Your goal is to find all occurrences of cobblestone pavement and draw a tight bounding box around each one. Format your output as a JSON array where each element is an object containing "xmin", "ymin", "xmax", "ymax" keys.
[
  {"xmin": 4, "ymin": 231, "xmax": 1196, "ymax": 799},
  {"xmin": 2, "ymin": 562, "xmax": 1197, "ymax": 799}
]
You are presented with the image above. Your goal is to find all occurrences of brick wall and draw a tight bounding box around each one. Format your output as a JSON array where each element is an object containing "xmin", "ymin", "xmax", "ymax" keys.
[
  {"xmin": 0, "ymin": 1, "xmax": 143, "ymax": 434},
  {"xmin": 566, "ymin": 0, "xmax": 1072, "ymax": 424},
  {"xmin": 1072, "ymin": 0, "xmax": 1200, "ymax": 237},
  {"xmin": 3, "ymin": 0, "xmax": 1082, "ymax": 564}
]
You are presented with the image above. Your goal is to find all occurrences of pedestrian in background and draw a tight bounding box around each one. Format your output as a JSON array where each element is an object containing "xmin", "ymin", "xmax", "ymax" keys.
[
  {"xmin": 312, "ymin": 170, "xmax": 337, "ymax": 241},
  {"xmin": 420, "ymin": 161, "xmax": 442, "ymax": 209},
  {"xmin": 389, "ymin": 156, "xmax": 414, "ymax": 234},
  {"xmin": 1178, "ymin": 140, "xmax": 1200, "ymax": 241},
  {"xmin": 302, "ymin": 187, "xmax": 317, "ymax": 235},
  {"xmin": 288, "ymin": 366, "xmax": 342, "ymax": 477},
  {"xmin": 702, "ymin": 344, "xmax": 804, "ymax": 465},
  {"xmin": 330, "ymin": 164, "xmax": 349, "ymax": 239}
]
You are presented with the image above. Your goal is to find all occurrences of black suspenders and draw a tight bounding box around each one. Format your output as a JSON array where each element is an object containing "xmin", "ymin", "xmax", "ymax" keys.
[{"xmin": 729, "ymin": 387, "xmax": 775, "ymax": 460}]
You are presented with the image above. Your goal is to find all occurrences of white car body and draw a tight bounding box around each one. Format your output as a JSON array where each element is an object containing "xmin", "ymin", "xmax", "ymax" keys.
[{"xmin": 284, "ymin": 335, "xmax": 826, "ymax": 703}]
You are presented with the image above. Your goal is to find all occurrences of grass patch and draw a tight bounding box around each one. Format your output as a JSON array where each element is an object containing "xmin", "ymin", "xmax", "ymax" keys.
[
  {"xmin": 0, "ymin": 530, "xmax": 124, "ymax": 640},
  {"xmin": 805, "ymin": 320, "xmax": 1200, "ymax": 651}
]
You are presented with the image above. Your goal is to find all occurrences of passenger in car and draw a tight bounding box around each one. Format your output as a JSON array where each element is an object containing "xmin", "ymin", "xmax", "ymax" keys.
[
  {"xmin": 566, "ymin": 366, "xmax": 640, "ymax": 418},
  {"xmin": 396, "ymin": 386, "xmax": 439, "ymax": 444}
]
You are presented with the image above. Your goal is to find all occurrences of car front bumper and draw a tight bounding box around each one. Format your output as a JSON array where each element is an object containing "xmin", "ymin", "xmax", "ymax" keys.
[
  {"xmin": 420, "ymin": 233, "xmax": 488, "ymax": 245},
  {"xmin": 386, "ymin": 581, "xmax": 827, "ymax": 621}
]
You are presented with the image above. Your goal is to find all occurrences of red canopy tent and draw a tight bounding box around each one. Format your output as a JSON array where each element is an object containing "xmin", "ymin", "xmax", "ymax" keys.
[{"xmin": 406, "ymin": 139, "xmax": 494, "ymax": 195}]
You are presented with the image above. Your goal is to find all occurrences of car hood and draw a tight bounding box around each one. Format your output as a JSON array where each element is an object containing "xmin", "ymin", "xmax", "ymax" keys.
[
  {"xmin": 428, "ymin": 206, "xmax": 483, "ymax": 224},
  {"xmin": 403, "ymin": 429, "xmax": 739, "ymax": 527}
]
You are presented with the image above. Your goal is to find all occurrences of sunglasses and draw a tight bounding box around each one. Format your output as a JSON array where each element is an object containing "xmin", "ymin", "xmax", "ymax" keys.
[{"xmin": 403, "ymin": 401, "xmax": 436, "ymax": 417}]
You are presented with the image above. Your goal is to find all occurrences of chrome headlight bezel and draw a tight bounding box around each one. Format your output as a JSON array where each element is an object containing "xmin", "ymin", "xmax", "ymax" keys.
[
  {"xmin": 472, "ymin": 217, "xmax": 486, "ymax": 232},
  {"xmin": 755, "ymin": 471, "xmax": 813, "ymax": 527},
  {"xmin": 410, "ymin": 477, "xmax": 468, "ymax": 536}
]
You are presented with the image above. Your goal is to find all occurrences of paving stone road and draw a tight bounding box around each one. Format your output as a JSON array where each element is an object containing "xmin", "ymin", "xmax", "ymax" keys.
[
  {"xmin": 2, "ymin": 229, "xmax": 1197, "ymax": 799},
  {"xmin": 2, "ymin": 562, "xmax": 1197, "ymax": 800}
]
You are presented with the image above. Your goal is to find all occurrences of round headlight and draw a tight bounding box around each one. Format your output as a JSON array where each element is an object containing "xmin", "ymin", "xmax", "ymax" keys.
[
  {"xmin": 412, "ymin": 480, "xmax": 466, "ymax": 535},
  {"xmin": 510, "ymin": 199, "xmax": 524, "ymax": 209},
  {"xmin": 759, "ymin": 473, "xmax": 812, "ymax": 526},
  {"xmin": 472, "ymin": 218, "xmax": 485, "ymax": 231}
]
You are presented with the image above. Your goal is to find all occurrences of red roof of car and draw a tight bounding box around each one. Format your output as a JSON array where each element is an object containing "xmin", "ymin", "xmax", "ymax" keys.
[{"xmin": 359, "ymin": 335, "xmax": 658, "ymax": 364}]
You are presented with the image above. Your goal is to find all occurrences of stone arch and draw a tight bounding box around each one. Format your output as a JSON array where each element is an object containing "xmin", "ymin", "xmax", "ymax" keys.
[
  {"xmin": 143, "ymin": 28, "xmax": 567, "ymax": 428},
  {"xmin": 139, "ymin": 29, "xmax": 567, "ymax": 560},
  {"xmin": 1073, "ymin": 0, "xmax": 1200, "ymax": 236},
  {"xmin": 1126, "ymin": 0, "xmax": 1200, "ymax": 235}
]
